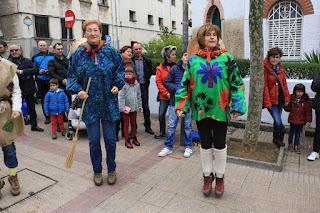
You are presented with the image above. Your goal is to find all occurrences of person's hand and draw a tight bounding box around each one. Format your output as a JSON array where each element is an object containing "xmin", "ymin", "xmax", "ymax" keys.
[
  {"xmin": 167, "ymin": 93, "xmax": 170, "ymax": 99},
  {"xmin": 11, "ymin": 111, "xmax": 20, "ymax": 119},
  {"xmin": 176, "ymin": 110, "xmax": 185, "ymax": 118},
  {"xmin": 120, "ymin": 108, "xmax": 123, "ymax": 112},
  {"xmin": 45, "ymin": 113, "xmax": 49, "ymax": 116},
  {"xmin": 307, "ymin": 122, "xmax": 311, "ymax": 127},
  {"xmin": 16, "ymin": 69, "xmax": 22, "ymax": 74},
  {"xmin": 62, "ymin": 79, "xmax": 67, "ymax": 85},
  {"xmin": 78, "ymin": 90, "xmax": 88, "ymax": 100},
  {"xmin": 230, "ymin": 111, "xmax": 241, "ymax": 120},
  {"xmin": 285, "ymin": 101, "xmax": 289, "ymax": 106},
  {"xmin": 39, "ymin": 69, "xmax": 45, "ymax": 74},
  {"xmin": 111, "ymin": 86, "xmax": 118, "ymax": 94},
  {"xmin": 139, "ymin": 107, "xmax": 142, "ymax": 112}
]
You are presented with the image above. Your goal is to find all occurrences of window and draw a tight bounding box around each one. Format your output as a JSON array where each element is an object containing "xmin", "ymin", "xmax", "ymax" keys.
[
  {"xmin": 267, "ymin": 1, "xmax": 303, "ymax": 59},
  {"xmin": 172, "ymin": 21, "xmax": 176, "ymax": 29},
  {"xmin": 129, "ymin": 10, "xmax": 137, "ymax": 22},
  {"xmin": 98, "ymin": 0, "xmax": 107, "ymax": 5},
  {"xmin": 101, "ymin": 24, "xmax": 109, "ymax": 40},
  {"xmin": 148, "ymin": 15, "xmax": 154, "ymax": 25},
  {"xmin": 35, "ymin": 16, "xmax": 49, "ymax": 38},
  {"xmin": 158, "ymin": 17, "xmax": 163, "ymax": 26},
  {"xmin": 158, "ymin": 0, "xmax": 163, "ymax": 2},
  {"xmin": 171, "ymin": 0, "xmax": 175, "ymax": 6},
  {"xmin": 61, "ymin": 19, "xmax": 73, "ymax": 39}
]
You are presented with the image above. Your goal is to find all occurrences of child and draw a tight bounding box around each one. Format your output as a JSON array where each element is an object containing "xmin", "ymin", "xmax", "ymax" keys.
[
  {"xmin": 118, "ymin": 64, "xmax": 142, "ymax": 148},
  {"xmin": 158, "ymin": 50, "xmax": 193, "ymax": 158},
  {"xmin": 284, "ymin": 83, "xmax": 312, "ymax": 153},
  {"xmin": 44, "ymin": 78, "xmax": 70, "ymax": 139}
]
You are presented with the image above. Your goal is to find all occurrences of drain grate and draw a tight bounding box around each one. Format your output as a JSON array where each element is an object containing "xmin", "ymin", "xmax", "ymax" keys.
[{"xmin": 0, "ymin": 168, "xmax": 58, "ymax": 211}]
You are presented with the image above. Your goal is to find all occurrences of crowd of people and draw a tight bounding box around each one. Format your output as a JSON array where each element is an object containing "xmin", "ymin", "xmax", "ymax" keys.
[{"xmin": 0, "ymin": 21, "xmax": 319, "ymax": 200}]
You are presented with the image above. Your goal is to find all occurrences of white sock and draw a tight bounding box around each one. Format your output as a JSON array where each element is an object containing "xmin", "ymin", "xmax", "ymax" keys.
[
  {"xmin": 200, "ymin": 147, "xmax": 213, "ymax": 176},
  {"xmin": 214, "ymin": 145, "xmax": 227, "ymax": 178}
]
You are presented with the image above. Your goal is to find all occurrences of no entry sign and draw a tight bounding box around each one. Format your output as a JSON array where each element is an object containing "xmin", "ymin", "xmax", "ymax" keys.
[{"xmin": 65, "ymin": 10, "xmax": 75, "ymax": 28}]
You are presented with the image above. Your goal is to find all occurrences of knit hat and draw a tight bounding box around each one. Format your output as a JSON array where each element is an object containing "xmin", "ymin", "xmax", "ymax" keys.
[{"xmin": 161, "ymin": 45, "xmax": 177, "ymax": 60}]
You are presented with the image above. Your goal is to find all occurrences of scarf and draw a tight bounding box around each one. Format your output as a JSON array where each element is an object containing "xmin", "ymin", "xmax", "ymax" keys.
[
  {"xmin": 83, "ymin": 41, "xmax": 106, "ymax": 65},
  {"xmin": 125, "ymin": 76, "xmax": 136, "ymax": 84},
  {"xmin": 194, "ymin": 46, "xmax": 228, "ymax": 63}
]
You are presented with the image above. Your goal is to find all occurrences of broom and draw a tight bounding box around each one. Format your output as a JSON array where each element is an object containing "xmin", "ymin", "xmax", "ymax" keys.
[{"xmin": 64, "ymin": 77, "xmax": 91, "ymax": 168}]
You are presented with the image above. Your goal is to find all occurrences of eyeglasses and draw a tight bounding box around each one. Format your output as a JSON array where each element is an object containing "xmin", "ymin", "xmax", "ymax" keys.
[{"xmin": 10, "ymin": 49, "xmax": 19, "ymax": 52}]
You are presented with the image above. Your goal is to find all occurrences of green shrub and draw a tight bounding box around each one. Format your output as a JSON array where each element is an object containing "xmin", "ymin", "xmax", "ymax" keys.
[
  {"xmin": 304, "ymin": 50, "xmax": 320, "ymax": 64},
  {"xmin": 150, "ymin": 58, "xmax": 164, "ymax": 75},
  {"xmin": 234, "ymin": 59, "xmax": 250, "ymax": 78}
]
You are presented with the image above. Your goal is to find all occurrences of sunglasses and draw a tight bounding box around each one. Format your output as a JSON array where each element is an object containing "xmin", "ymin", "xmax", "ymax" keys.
[{"xmin": 10, "ymin": 49, "xmax": 19, "ymax": 52}]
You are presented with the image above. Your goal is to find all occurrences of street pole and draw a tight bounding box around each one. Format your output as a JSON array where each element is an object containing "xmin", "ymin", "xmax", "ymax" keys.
[
  {"xmin": 180, "ymin": 0, "xmax": 189, "ymax": 146},
  {"xmin": 67, "ymin": 28, "xmax": 70, "ymax": 54}
]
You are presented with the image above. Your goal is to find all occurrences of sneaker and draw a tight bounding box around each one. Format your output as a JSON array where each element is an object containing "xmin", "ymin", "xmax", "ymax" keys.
[
  {"xmin": 203, "ymin": 173, "xmax": 214, "ymax": 196},
  {"xmin": 158, "ymin": 147, "xmax": 172, "ymax": 157},
  {"xmin": 307, "ymin": 151, "xmax": 319, "ymax": 161},
  {"xmin": 93, "ymin": 172, "xmax": 103, "ymax": 186},
  {"xmin": 8, "ymin": 174, "xmax": 20, "ymax": 196},
  {"xmin": 183, "ymin": 148, "xmax": 193, "ymax": 158},
  {"xmin": 288, "ymin": 144, "xmax": 294, "ymax": 151},
  {"xmin": 215, "ymin": 175, "xmax": 224, "ymax": 197},
  {"xmin": 52, "ymin": 133, "xmax": 57, "ymax": 140},
  {"xmin": 62, "ymin": 131, "xmax": 66, "ymax": 136},
  {"xmin": 294, "ymin": 146, "xmax": 300, "ymax": 154},
  {"xmin": 107, "ymin": 171, "xmax": 117, "ymax": 185},
  {"xmin": 154, "ymin": 132, "xmax": 166, "ymax": 139},
  {"xmin": 0, "ymin": 178, "xmax": 5, "ymax": 199}
]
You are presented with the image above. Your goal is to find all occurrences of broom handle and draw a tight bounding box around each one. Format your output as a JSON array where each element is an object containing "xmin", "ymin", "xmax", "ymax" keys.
[{"xmin": 74, "ymin": 77, "xmax": 91, "ymax": 139}]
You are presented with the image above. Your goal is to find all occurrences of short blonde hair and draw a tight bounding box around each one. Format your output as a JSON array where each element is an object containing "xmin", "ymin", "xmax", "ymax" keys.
[
  {"xmin": 82, "ymin": 20, "xmax": 102, "ymax": 35},
  {"xmin": 196, "ymin": 24, "xmax": 221, "ymax": 50}
]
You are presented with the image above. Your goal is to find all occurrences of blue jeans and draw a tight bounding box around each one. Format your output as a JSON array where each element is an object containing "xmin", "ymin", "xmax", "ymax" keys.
[
  {"xmin": 268, "ymin": 98, "xmax": 285, "ymax": 132},
  {"xmin": 164, "ymin": 105, "xmax": 193, "ymax": 150},
  {"xmin": 86, "ymin": 120, "xmax": 116, "ymax": 173},
  {"xmin": 158, "ymin": 99, "xmax": 169, "ymax": 134},
  {"xmin": 288, "ymin": 124, "xmax": 303, "ymax": 146},
  {"xmin": 2, "ymin": 143, "xmax": 18, "ymax": 168}
]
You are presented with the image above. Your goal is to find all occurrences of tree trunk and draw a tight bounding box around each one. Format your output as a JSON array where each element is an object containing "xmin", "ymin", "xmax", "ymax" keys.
[{"xmin": 242, "ymin": 0, "xmax": 264, "ymax": 152}]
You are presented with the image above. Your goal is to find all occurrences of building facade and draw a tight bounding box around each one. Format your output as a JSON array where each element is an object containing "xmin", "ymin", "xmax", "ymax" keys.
[
  {"xmin": 0, "ymin": 0, "xmax": 191, "ymax": 58},
  {"xmin": 191, "ymin": 0, "xmax": 320, "ymax": 60}
]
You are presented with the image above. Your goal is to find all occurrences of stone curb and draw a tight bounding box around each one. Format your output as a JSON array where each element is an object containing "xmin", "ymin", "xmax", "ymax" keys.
[{"xmin": 226, "ymin": 137, "xmax": 285, "ymax": 172}]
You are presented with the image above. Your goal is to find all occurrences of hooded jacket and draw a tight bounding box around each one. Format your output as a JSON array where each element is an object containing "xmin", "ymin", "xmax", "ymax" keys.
[
  {"xmin": 44, "ymin": 88, "xmax": 70, "ymax": 115},
  {"xmin": 284, "ymin": 93, "xmax": 312, "ymax": 125}
]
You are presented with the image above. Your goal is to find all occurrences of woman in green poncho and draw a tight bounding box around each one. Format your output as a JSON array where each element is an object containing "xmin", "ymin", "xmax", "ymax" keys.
[{"xmin": 175, "ymin": 24, "xmax": 247, "ymax": 197}]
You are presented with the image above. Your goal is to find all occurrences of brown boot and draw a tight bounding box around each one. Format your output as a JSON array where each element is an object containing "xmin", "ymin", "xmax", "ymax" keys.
[
  {"xmin": 132, "ymin": 136, "xmax": 140, "ymax": 146},
  {"xmin": 125, "ymin": 138, "xmax": 133, "ymax": 148},
  {"xmin": 8, "ymin": 174, "xmax": 20, "ymax": 196},
  {"xmin": 107, "ymin": 171, "xmax": 117, "ymax": 185},
  {"xmin": 93, "ymin": 172, "xmax": 103, "ymax": 186},
  {"xmin": 0, "ymin": 178, "xmax": 5, "ymax": 199}
]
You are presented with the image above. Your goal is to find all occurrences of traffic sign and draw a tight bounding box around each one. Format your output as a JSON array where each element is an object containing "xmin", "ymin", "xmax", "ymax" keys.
[
  {"xmin": 106, "ymin": 35, "xmax": 111, "ymax": 43},
  {"xmin": 65, "ymin": 10, "xmax": 75, "ymax": 28}
]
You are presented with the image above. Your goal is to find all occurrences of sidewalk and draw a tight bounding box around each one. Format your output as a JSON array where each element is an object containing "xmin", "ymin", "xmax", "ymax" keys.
[{"xmin": 0, "ymin": 104, "xmax": 320, "ymax": 212}]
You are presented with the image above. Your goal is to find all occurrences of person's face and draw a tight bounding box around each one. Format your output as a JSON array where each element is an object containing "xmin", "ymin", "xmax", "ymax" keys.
[
  {"xmin": 295, "ymin": 90, "xmax": 304, "ymax": 99},
  {"xmin": 38, "ymin": 41, "xmax": 48, "ymax": 53},
  {"xmin": 9, "ymin": 45, "xmax": 21, "ymax": 58},
  {"xmin": 204, "ymin": 29, "xmax": 218, "ymax": 50},
  {"xmin": 54, "ymin": 45, "xmax": 64, "ymax": 57},
  {"xmin": 269, "ymin": 54, "xmax": 281, "ymax": 67},
  {"xmin": 49, "ymin": 45, "xmax": 54, "ymax": 52},
  {"xmin": 0, "ymin": 44, "xmax": 8, "ymax": 54},
  {"xmin": 84, "ymin": 24, "xmax": 102, "ymax": 45},
  {"xmin": 166, "ymin": 50, "xmax": 176, "ymax": 63},
  {"xmin": 133, "ymin": 44, "xmax": 143, "ymax": 58},
  {"xmin": 50, "ymin": 83, "xmax": 59, "ymax": 91},
  {"xmin": 125, "ymin": 72, "xmax": 134, "ymax": 79},
  {"xmin": 181, "ymin": 52, "xmax": 188, "ymax": 65},
  {"xmin": 121, "ymin": 48, "xmax": 132, "ymax": 60}
]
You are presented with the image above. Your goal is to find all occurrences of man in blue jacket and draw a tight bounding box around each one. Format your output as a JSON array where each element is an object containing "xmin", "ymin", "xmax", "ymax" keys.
[
  {"xmin": 32, "ymin": 41, "xmax": 54, "ymax": 124},
  {"xmin": 158, "ymin": 50, "xmax": 193, "ymax": 158}
]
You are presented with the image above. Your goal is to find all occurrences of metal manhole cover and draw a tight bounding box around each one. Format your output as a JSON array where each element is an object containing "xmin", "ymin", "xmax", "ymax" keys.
[{"xmin": 0, "ymin": 168, "xmax": 58, "ymax": 211}]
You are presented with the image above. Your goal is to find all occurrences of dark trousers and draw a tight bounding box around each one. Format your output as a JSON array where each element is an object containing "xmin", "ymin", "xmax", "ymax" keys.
[
  {"xmin": 116, "ymin": 113, "xmax": 124, "ymax": 135},
  {"xmin": 313, "ymin": 111, "xmax": 320, "ymax": 152},
  {"xmin": 23, "ymin": 94, "xmax": 38, "ymax": 127},
  {"xmin": 158, "ymin": 99, "xmax": 169, "ymax": 134},
  {"xmin": 288, "ymin": 124, "xmax": 303, "ymax": 146},
  {"xmin": 196, "ymin": 118, "xmax": 228, "ymax": 149},
  {"xmin": 60, "ymin": 84, "xmax": 71, "ymax": 105},
  {"xmin": 36, "ymin": 79, "xmax": 50, "ymax": 116},
  {"xmin": 2, "ymin": 143, "xmax": 18, "ymax": 168},
  {"xmin": 140, "ymin": 84, "xmax": 151, "ymax": 129},
  {"xmin": 122, "ymin": 111, "xmax": 137, "ymax": 140}
]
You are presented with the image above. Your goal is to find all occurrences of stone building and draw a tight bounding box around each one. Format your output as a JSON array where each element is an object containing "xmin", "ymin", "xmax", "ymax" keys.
[
  {"xmin": 191, "ymin": 0, "xmax": 320, "ymax": 60},
  {"xmin": 0, "ymin": 0, "xmax": 191, "ymax": 58}
]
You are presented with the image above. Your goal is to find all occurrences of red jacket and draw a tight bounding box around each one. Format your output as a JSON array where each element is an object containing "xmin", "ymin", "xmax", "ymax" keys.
[
  {"xmin": 263, "ymin": 58, "xmax": 290, "ymax": 108},
  {"xmin": 284, "ymin": 93, "xmax": 312, "ymax": 125},
  {"xmin": 156, "ymin": 63, "xmax": 172, "ymax": 101}
]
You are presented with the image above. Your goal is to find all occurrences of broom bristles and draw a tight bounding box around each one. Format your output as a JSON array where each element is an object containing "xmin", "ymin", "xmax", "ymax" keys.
[{"xmin": 64, "ymin": 138, "xmax": 77, "ymax": 168}]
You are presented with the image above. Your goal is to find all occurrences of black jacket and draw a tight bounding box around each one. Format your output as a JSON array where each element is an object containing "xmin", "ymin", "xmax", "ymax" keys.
[
  {"xmin": 131, "ymin": 55, "xmax": 153, "ymax": 86},
  {"xmin": 311, "ymin": 72, "xmax": 320, "ymax": 111},
  {"xmin": 8, "ymin": 55, "xmax": 37, "ymax": 96},
  {"xmin": 48, "ymin": 54, "xmax": 69, "ymax": 84}
]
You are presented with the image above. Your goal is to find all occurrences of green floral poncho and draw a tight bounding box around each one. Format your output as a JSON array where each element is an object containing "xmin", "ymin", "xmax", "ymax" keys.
[{"xmin": 175, "ymin": 49, "xmax": 247, "ymax": 122}]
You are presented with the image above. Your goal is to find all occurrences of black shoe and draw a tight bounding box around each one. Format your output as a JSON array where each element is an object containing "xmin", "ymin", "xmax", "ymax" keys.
[
  {"xmin": 154, "ymin": 132, "xmax": 166, "ymax": 139},
  {"xmin": 145, "ymin": 128, "xmax": 154, "ymax": 135},
  {"xmin": 44, "ymin": 117, "xmax": 51, "ymax": 124},
  {"xmin": 31, "ymin": 126, "xmax": 44, "ymax": 132}
]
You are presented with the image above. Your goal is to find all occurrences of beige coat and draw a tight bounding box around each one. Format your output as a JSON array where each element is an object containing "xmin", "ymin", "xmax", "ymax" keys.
[{"xmin": 0, "ymin": 59, "xmax": 26, "ymax": 147}]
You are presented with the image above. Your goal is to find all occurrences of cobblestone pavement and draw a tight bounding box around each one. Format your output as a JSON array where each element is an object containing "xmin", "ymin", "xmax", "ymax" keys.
[{"xmin": 0, "ymin": 105, "xmax": 319, "ymax": 212}]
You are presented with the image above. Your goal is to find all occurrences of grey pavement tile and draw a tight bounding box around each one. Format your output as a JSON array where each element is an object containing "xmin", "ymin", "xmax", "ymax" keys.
[
  {"xmin": 153, "ymin": 176, "xmax": 188, "ymax": 194},
  {"xmin": 233, "ymin": 195, "xmax": 265, "ymax": 212},
  {"xmin": 116, "ymin": 182, "xmax": 152, "ymax": 199},
  {"xmin": 97, "ymin": 191, "xmax": 137, "ymax": 212},
  {"xmin": 159, "ymin": 194, "xmax": 202, "ymax": 213},
  {"xmin": 146, "ymin": 157, "xmax": 183, "ymax": 177},
  {"xmin": 88, "ymin": 206, "xmax": 109, "ymax": 213},
  {"xmin": 202, "ymin": 192, "xmax": 239, "ymax": 210},
  {"xmin": 238, "ymin": 181, "xmax": 269, "ymax": 200},
  {"xmin": 177, "ymin": 180, "xmax": 205, "ymax": 201},
  {"xmin": 139, "ymin": 188, "xmax": 175, "ymax": 208},
  {"xmin": 125, "ymin": 200, "xmax": 162, "ymax": 213},
  {"xmin": 132, "ymin": 171, "xmax": 166, "ymax": 187},
  {"xmin": 194, "ymin": 201, "xmax": 222, "ymax": 212}
]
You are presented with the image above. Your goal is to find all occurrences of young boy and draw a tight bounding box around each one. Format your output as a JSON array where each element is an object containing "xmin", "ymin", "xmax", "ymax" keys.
[
  {"xmin": 118, "ymin": 64, "xmax": 142, "ymax": 148},
  {"xmin": 158, "ymin": 50, "xmax": 193, "ymax": 158},
  {"xmin": 44, "ymin": 78, "xmax": 69, "ymax": 139}
]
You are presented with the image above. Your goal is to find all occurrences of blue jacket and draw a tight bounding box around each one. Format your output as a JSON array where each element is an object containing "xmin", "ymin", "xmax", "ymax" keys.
[
  {"xmin": 44, "ymin": 88, "xmax": 70, "ymax": 115},
  {"xmin": 164, "ymin": 60, "xmax": 185, "ymax": 106},
  {"xmin": 32, "ymin": 51, "xmax": 54, "ymax": 80}
]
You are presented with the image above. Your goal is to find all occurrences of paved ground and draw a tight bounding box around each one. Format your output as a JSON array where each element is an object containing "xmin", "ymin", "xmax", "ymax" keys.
[{"xmin": 0, "ymin": 104, "xmax": 320, "ymax": 213}]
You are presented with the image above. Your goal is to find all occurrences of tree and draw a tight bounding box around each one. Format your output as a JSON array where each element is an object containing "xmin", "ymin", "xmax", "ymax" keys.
[{"xmin": 242, "ymin": 0, "xmax": 264, "ymax": 151}]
